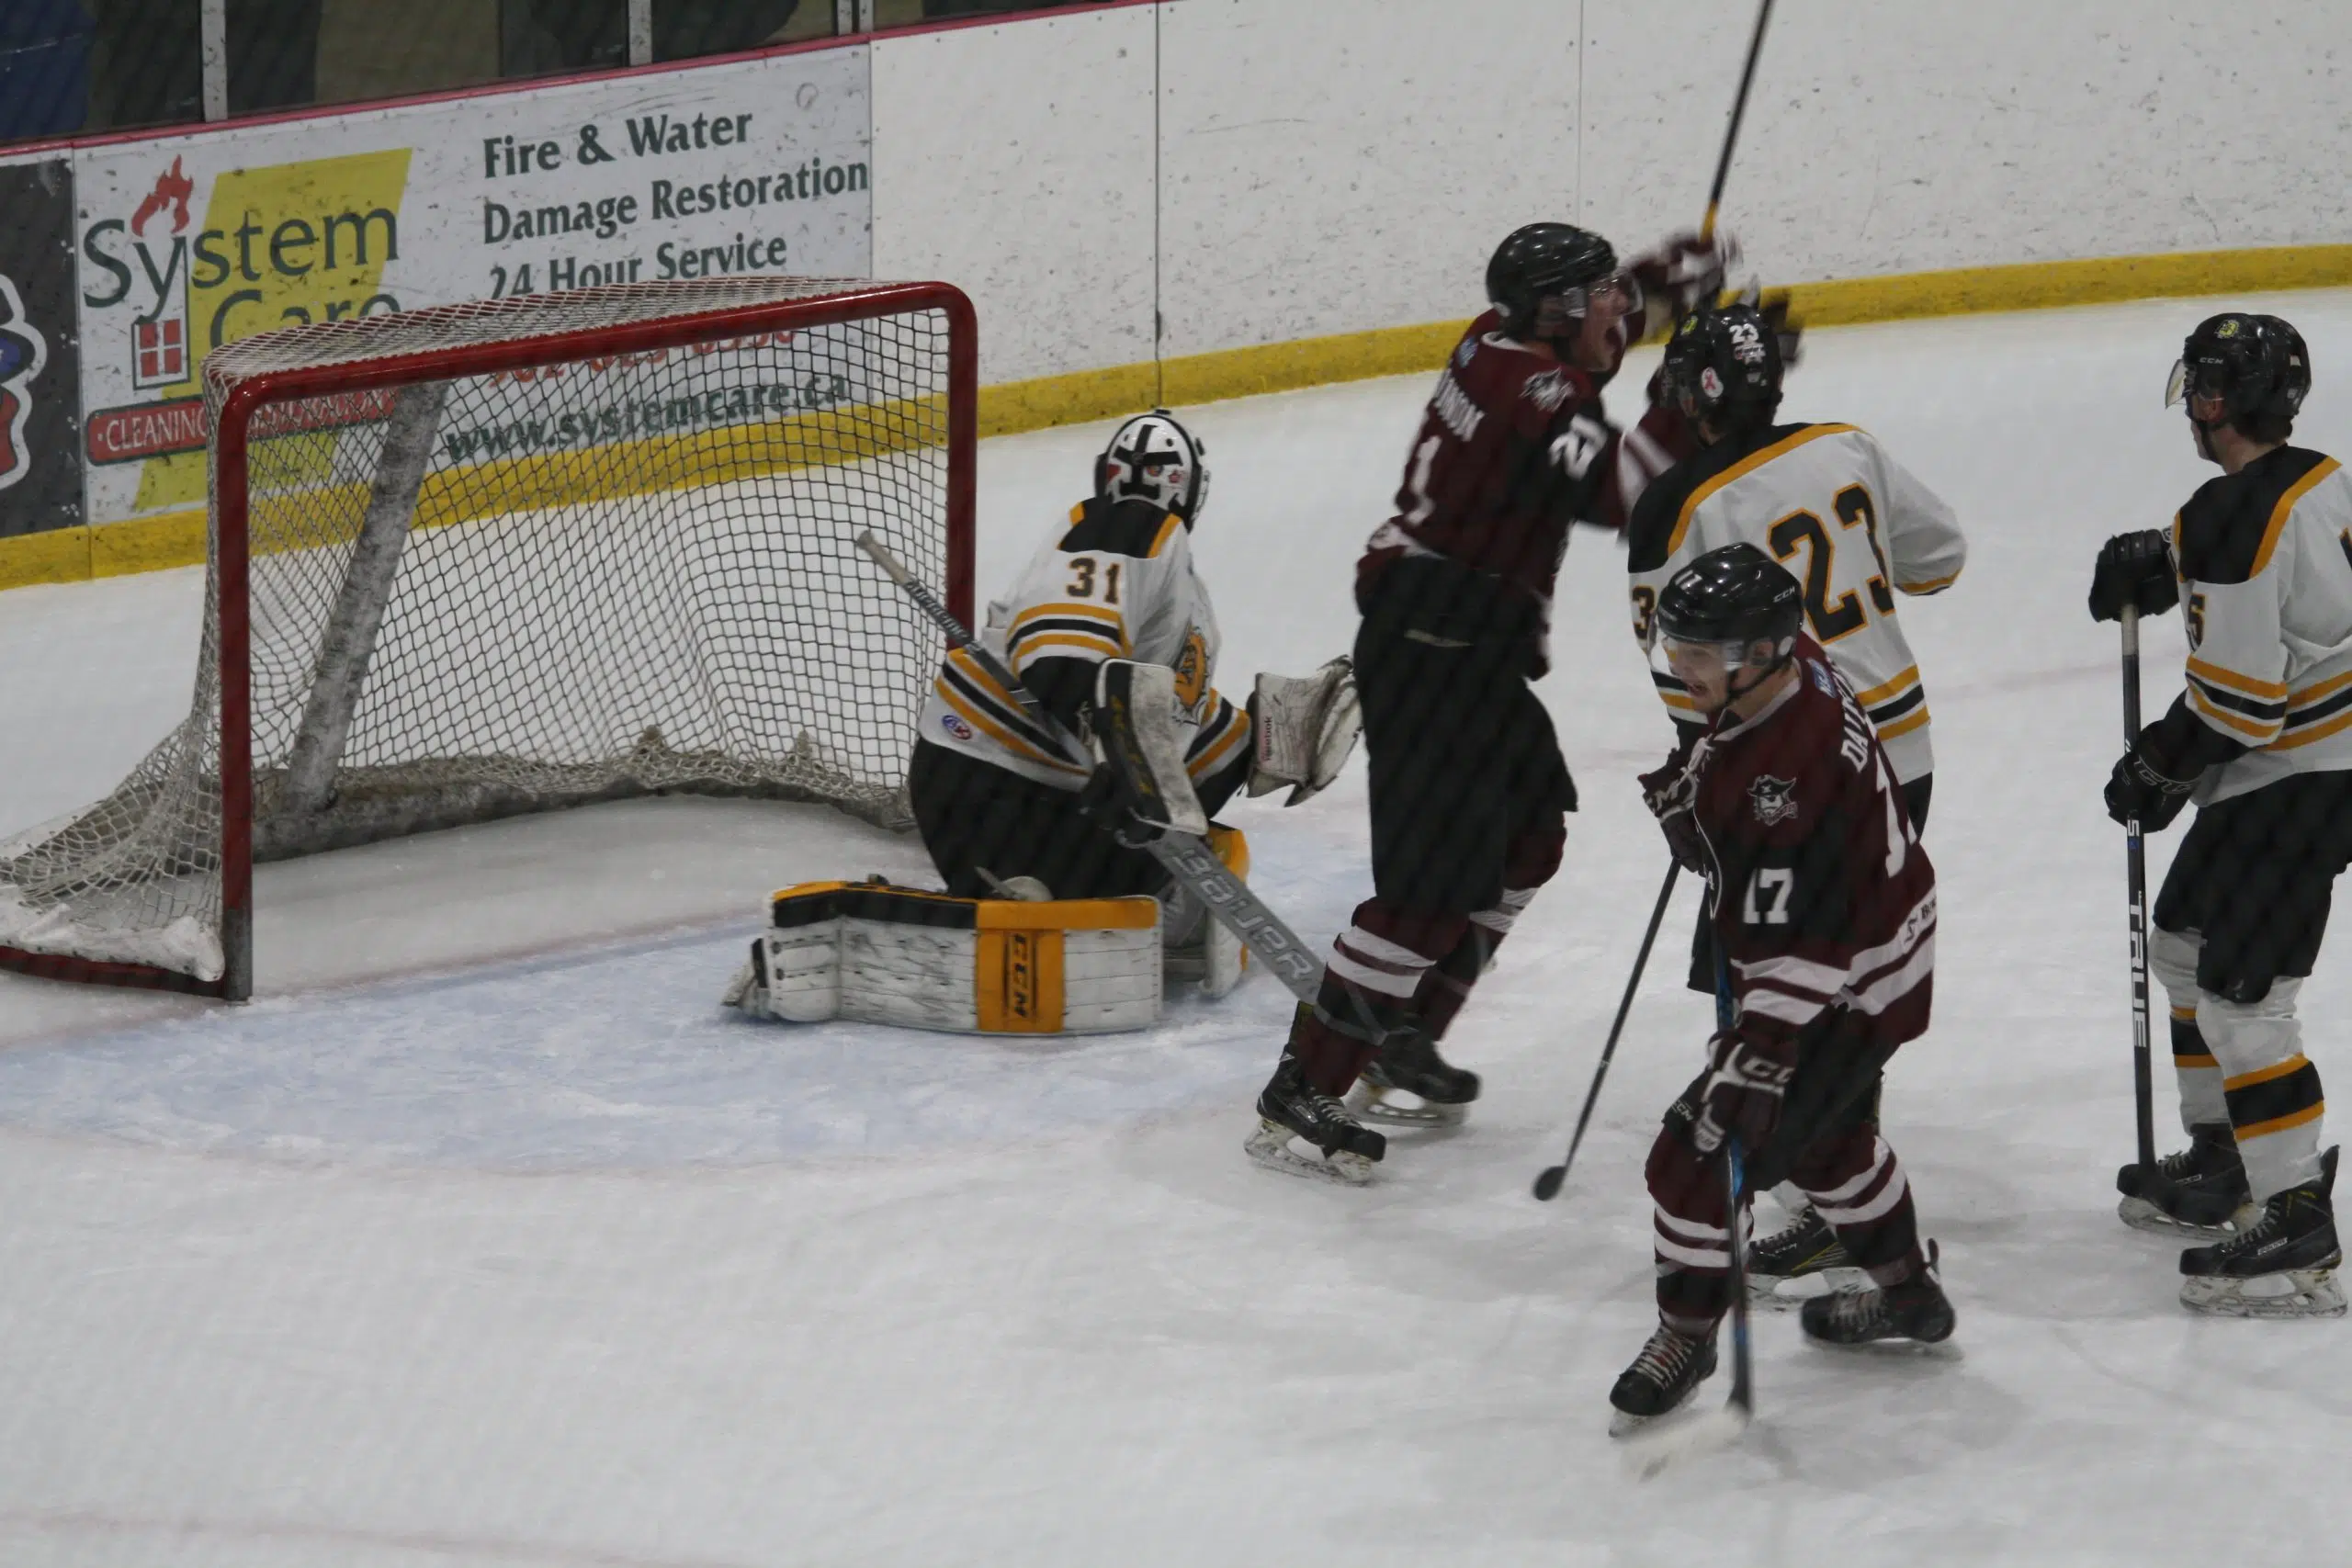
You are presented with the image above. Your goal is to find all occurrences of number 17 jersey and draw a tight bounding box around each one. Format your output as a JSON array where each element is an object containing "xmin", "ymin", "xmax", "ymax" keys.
[{"xmin": 1626, "ymin": 422, "xmax": 1967, "ymax": 784}]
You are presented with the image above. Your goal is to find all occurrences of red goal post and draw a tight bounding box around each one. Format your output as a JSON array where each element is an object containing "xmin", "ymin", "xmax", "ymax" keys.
[{"xmin": 0, "ymin": 277, "xmax": 976, "ymax": 1001}]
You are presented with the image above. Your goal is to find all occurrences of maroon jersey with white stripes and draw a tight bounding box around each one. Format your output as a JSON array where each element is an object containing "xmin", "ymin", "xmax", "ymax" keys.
[
  {"xmin": 1358, "ymin": 310, "xmax": 1693, "ymax": 617},
  {"xmin": 1670, "ymin": 637, "xmax": 1937, "ymax": 1053}
]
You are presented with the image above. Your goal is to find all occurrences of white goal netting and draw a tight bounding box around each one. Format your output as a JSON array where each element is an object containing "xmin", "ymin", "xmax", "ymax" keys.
[{"xmin": 0, "ymin": 278, "xmax": 967, "ymax": 993}]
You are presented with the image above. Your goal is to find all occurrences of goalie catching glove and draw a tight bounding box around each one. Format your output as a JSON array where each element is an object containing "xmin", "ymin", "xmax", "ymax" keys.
[{"xmin": 1244, "ymin": 657, "xmax": 1363, "ymax": 807}]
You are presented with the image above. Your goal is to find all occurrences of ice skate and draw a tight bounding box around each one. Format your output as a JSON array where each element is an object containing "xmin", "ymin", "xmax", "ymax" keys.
[
  {"xmin": 1801, "ymin": 1241, "xmax": 1958, "ymax": 1352},
  {"xmin": 1747, "ymin": 1203, "xmax": 1865, "ymax": 1306},
  {"xmin": 2118, "ymin": 1122, "xmax": 2256, "ymax": 1238},
  {"xmin": 1608, "ymin": 1323, "xmax": 1718, "ymax": 1437},
  {"xmin": 2179, "ymin": 1147, "xmax": 2346, "ymax": 1319},
  {"xmin": 1247, "ymin": 1053, "xmax": 1385, "ymax": 1185},
  {"xmin": 1346, "ymin": 1024, "xmax": 1480, "ymax": 1129}
]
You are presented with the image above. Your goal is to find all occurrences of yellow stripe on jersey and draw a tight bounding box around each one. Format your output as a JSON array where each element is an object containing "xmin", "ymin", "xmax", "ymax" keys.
[
  {"xmin": 1658, "ymin": 690, "xmax": 1699, "ymax": 714},
  {"xmin": 1147, "ymin": 512, "xmax": 1183, "ymax": 558},
  {"xmin": 2289, "ymin": 668, "xmax": 2352, "ymax": 708},
  {"xmin": 1013, "ymin": 632, "xmax": 1125, "ymax": 661},
  {"xmin": 1875, "ymin": 705, "xmax": 1931, "ymax": 741},
  {"xmin": 2189, "ymin": 685, "xmax": 2283, "ymax": 740},
  {"xmin": 1851, "ymin": 666, "xmax": 1921, "ymax": 705},
  {"xmin": 1897, "ymin": 571, "xmax": 1959, "ymax": 595},
  {"xmin": 2268, "ymin": 706, "xmax": 2352, "ymax": 750},
  {"xmin": 934, "ymin": 678, "xmax": 1075, "ymax": 773},
  {"xmin": 1187, "ymin": 715, "xmax": 1250, "ymax": 781},
  {"xmin": 2250, "ymin": 456, "xmax": 2343, "ymax": 578},
  {"xmin": 1666, "ymin": 423, "xmax": 1860, "ymax": 557},
  {"xmin": 1010, "ymin": 600, "xmax": 1129, "ymax": 639},
  {"xmin": 2186, "ymin": 656, "xmax": 2289, "ymax": 699}
]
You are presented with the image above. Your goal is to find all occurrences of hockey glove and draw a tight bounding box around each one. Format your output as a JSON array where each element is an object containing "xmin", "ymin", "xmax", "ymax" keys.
[
  {"xmin": 1082, "ymin": 660, "xmax": 1209, "ymax": 846},
  {"xmin": 1246, "ymin": 657, "xmax": 1363, "ymax": 806},
  {"xmin": 1632, "ymin": 230, "xmax": 1738, "ymax": 328},
  {"xmin": 2087, "ymin": 529, "xmax": 2179, "ymax": 623},
  {"xmin": 1691, "ymin": 1030, "xmax": 1796, "ymax": 1156},
  {"xmin": 2105, "ymin": 745, "xmax": 2196, "ymax": 832},
  {"xmin": 1637, "ymin": 754, "xmax": 1708, "ymax": 873}
]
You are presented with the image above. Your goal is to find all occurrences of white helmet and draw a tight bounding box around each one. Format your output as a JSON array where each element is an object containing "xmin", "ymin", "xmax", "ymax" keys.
[{"xmin": 1095, "ymin": 409, "xmax": 1210, "ymax": 525}]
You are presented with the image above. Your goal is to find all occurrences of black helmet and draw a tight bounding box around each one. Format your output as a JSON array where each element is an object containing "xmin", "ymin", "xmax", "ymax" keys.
[
  {"xmin": 1657, "ymin": 542, "xmax": 1803, "ymax": 653},
  {"xmin": 1487, "ymin": 222, "xmax": 1619, "ymax": 339},
  {"xmin": 1662, "ymin": 303, "xmax": 1785, "ymax": 427},
  {"xmin": 2168, "ymin": 312, "xmax": 2310, "ymax": 440}
]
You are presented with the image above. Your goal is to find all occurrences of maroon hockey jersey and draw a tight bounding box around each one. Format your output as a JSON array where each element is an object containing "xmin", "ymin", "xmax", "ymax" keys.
[
  {"xmin": 1665, "ymin": 637, "xmax": 1937, "ymax": 1053},
  {"xmin": 1358, "ymin": 309, "xmax": 1693, "ymax": 622}
]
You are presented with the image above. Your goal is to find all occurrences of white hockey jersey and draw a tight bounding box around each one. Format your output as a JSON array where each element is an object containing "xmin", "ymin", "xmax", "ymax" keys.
[
  {"xmin": 916, "ymin": 496, "xmax": 1249, "ymax": 793},
  {"xmin": 1625, "ymin": 422, "xmax": 1967, "ymax": 784},
  {"xmin": 2169, "ymin": 447, "xmax": 2352, "ymax": 805}
]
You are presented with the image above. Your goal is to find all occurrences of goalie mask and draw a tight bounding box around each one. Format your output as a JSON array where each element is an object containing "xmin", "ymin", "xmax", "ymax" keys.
[{"xmin": 1097, "ymin": 410, "xmax": 1211, "ymax": 526}]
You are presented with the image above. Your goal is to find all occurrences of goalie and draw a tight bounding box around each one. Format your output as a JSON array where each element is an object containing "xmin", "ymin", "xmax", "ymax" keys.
[{"xmin": 907, "ymin": 410, "xmax": 1361, "ymax": 962}]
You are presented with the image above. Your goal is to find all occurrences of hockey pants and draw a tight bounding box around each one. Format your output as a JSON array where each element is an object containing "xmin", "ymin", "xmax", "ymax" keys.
[
  {"xmin": 2149, "ymin": 773, "xmax": 2352, "ymax": 1200},
  {"xmin": 1288, "ymin": 595, "xmax": 1574, "ymax": 1095},
  {"xmin": 1646, "ymin": 1010, "xmax": 1925, "ymax": 1336}
]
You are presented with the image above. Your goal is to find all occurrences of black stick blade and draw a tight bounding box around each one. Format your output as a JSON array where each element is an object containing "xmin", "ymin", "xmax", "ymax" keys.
[{"xmin": 1532, "ymin": 1165, "xmax": 1566, "ymax": 1201}]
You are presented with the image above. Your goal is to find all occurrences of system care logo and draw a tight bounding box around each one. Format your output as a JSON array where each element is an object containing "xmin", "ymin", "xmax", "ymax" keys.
[{"xmin": 0, "ymin": 273, "xmax": 50, "ymax": 491}]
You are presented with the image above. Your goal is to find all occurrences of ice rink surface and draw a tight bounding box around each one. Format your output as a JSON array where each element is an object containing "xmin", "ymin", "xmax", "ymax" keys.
[{"xmin": 4, "ymin": 294, "xmax": 2352, "ymax": 1566}]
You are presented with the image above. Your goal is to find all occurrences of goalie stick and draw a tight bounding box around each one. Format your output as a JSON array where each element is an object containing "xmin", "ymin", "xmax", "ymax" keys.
[{"xmin": 856, "ymin": 531, "xmax": 1326, "ymax": 1002}]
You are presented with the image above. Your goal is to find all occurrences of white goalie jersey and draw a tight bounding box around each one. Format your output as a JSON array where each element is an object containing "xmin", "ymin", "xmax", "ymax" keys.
[
  {"xmin": 1625, "ymin": 422, "xmax": 1967, "ymax": 784},
  {"xmin": 917, "ymin": 496, "xmax": 1249, "ymax": 793}
]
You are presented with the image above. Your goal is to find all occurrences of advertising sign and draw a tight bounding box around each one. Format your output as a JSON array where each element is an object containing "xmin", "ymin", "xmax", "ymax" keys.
[
  {"xmin": 74, "ymin": 43, "xmax": 872, "ymax": 528},
  {"xmin": 0, "ymin": 155, "xmax": 83, "ymax": 536}
]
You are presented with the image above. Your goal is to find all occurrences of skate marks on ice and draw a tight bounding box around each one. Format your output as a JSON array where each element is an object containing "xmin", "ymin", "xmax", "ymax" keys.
[{"xmin": 0, "ymin": 924, "xmax": 1290, "ymax": 1170}]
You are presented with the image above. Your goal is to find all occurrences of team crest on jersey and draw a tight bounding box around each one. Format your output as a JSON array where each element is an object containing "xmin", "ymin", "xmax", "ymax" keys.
[
  {"xmin": 1523, "ymin": 367, "xmax": 1575, "ymax": 413},
  {"xmin": 1749, "ymin": 774, "xmax": 1798, "ymax": 827},
  {"xmin": 1171, "ymin": 625, "xmax": 1210, "ymax": 714},
  {"xmin": 940, "ymin": 713, "xmax": 975, "ymax": 742}
]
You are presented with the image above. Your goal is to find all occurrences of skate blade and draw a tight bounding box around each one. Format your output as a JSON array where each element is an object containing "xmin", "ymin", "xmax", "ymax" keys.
[
  {"xmin": 1345, "ymin": 1082, "xmax": 1467, "ymax": 1129},
  {"xmin": 1747, "ymin": 1267, "xmax": 1865, "ymax": 1310},
  {"xmin": 1619, "ymin": 1403, "xmax": 1751, "ymax": 1480},
  {"xmin": 2118, "ymin": 1194, "xmax": 2252, "ymax": 1239},
  {"xmin": 1243, "ymin": 1122, "xmax": 1375, "ymax": 1186},
  {"xmin": 2179, "ymin": 1268, "xmax": 2349, "ymax": 1319},
  {"xmin": 1803, "ymin": 1330, "xmax": 1964, "ymax": 1360}
]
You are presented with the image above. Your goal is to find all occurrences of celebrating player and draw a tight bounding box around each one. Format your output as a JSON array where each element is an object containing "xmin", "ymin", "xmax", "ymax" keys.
[
  {"xmin": 1626, "ymin": 300, "xmax": 1966, "ymax": 1297},
  {"xmin": 2093, "ymin": 312, "xmax": 2352, "ymax": 1318},
  {"xmin": 1612, "ymin": 545, "xmax": 1952, "ymax": 1431},
  {"xmin": 1245, "ymin": 220, "xmax": 1732, "ymax": 1183},
  {"xmin": 910, "ymin": 410, "xmax": 1360, "ymax": 921}
]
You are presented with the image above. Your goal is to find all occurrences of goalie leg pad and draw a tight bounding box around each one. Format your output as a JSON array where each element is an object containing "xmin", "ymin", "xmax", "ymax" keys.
[{"xmin": 739, "ymin": 881, "xmax": 1164, "ymax": 1034}]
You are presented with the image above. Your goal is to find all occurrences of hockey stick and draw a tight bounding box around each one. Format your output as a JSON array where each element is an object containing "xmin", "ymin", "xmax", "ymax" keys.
[
  {"xmin": 856, "ymin": 531, "xmax": 1326, "ymax": 1001},
  {"xmin": 1701, "ymin": 0, "xmax": 1777, "ymax": 244},
  {"xmin": 2120, "ymin": 605, "xmax": 2157, "ymax": 1171},
  {"xmin": 1626, "ymin": 1138, "xmax": 1755, "ymax": 1481},
  {"xmin": 1532, "ymin": 861, "xmax": 1679, "ymax": 1201}
]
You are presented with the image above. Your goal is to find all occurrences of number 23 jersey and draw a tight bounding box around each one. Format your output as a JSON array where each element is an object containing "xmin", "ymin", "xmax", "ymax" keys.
[
  {"xmin": 917, "ymin": 496, "xmax": 1245, "ymax": 793},
  {"xmin": 1627, "ymin": 423, "xmax": 1966, "ymax": 784}
]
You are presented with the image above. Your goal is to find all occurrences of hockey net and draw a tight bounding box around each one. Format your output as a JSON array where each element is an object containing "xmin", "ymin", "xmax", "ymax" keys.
[{"xmin": 0, "ymin": 277, "xmax": 974, "ymax": 999}]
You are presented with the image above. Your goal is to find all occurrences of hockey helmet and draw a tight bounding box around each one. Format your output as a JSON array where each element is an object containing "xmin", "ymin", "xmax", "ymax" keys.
[
  {"xmin": 1487, "ymin": 222, "xmax": 1626, "ymax": 340},
  {"xmin": 1097, "ymin": 409, "xmax": 1211, "ymax": 525},
  {"xmin": 2167, "ymin": 312, "xmax": 2310, "ymax": 437},
  {"xmin": 1656, "ymin": 542, "xmax": 1804, "ymax": 671},
  {"xmin": 1662, "ymin": 302, "xmax": 1786, "ymax": 426}
]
